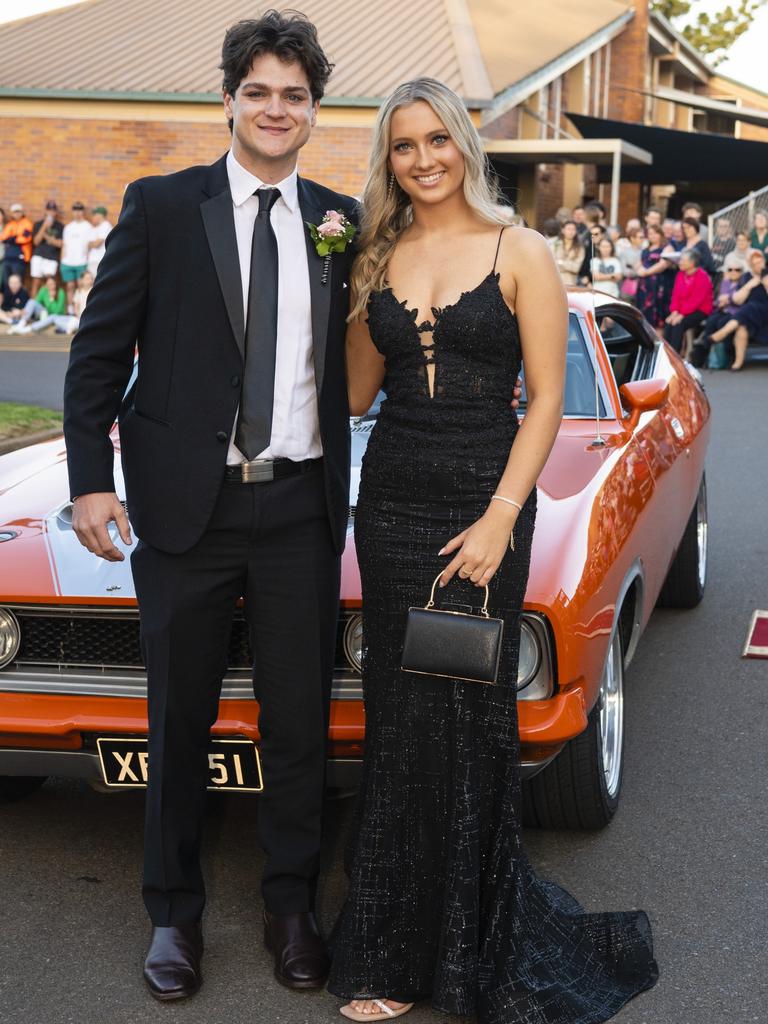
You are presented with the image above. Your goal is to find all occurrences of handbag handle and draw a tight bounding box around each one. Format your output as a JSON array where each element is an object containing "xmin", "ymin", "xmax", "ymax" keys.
[{"xmin": 425, "ymin": 570, "xmax": 490, "ymax": 618}]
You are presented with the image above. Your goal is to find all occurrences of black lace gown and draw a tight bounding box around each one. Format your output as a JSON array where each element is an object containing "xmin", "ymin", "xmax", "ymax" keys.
[{"xmin": 328, "ymin": 238, "xmax": 658, "ymax": 1022}]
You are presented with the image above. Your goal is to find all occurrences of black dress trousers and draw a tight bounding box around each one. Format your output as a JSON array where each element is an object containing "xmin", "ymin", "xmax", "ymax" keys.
[{"xmin": 131, "ymin": 462, "xmax": 339, "ymax": 925}]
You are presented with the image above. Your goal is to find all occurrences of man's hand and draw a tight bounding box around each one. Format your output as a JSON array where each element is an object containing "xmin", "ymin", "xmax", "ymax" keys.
[
  {"xmin": 511, "ymin": 375, "xmax": 523, "ymax": 410},
  {"xmin": 72, "ymin": 492, "xmax": 132, "ymax": 562}
]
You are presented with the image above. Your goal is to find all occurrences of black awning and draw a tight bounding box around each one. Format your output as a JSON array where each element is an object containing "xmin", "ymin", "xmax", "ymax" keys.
[{"xmin": 566, "ymin": 113, "xmax": 768, "ymax": 184}]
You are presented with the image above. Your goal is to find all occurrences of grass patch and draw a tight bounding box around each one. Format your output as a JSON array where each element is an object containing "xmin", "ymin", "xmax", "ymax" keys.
[{"xmin": 0, "ymin": 402, "xmax": 62, "ymax": 442}]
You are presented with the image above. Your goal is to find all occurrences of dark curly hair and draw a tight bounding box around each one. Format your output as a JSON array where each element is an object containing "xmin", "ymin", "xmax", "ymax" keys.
[{"xmin": 220, "ymin": 9, "xmax": 333, "ymax": 111}]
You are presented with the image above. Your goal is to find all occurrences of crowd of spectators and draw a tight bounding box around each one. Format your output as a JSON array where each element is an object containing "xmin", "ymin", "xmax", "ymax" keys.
[
  {"xmin": 546, "ymin": 201, "xmax": 768, "ymax": 371},
  {"xmin": 0, "ymin": 198, "xmax": 110, "ymax": 335}
]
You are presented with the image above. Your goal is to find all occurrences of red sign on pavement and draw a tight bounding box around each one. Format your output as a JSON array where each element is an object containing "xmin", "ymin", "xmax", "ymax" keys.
[{"xmin": 742, "ymin": 610, "xmax": 768, "ymax": 659}]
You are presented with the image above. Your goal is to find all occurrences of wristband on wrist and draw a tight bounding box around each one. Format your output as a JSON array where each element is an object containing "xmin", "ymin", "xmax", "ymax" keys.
[{"xmin": 490, "ymin": 494, "xmax": 523, "ymax": 513}]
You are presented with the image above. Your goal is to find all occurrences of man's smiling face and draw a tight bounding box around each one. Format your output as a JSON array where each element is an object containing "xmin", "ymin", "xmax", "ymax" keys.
[{"xmin": 223, "ymin": 52, "xmax": 318, "ymax": 179}]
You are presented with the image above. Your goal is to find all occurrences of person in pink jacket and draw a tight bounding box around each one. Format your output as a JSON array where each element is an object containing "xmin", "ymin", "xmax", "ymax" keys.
[{"xmin": 664, "ymin": 249, "xmax": 713, "ymax": 354}]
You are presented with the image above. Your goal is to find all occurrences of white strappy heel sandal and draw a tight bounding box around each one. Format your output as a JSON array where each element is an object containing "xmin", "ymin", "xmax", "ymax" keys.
[{"xmin": 340, "ymin": 998, "xmax": 415, "ymax": 1021}]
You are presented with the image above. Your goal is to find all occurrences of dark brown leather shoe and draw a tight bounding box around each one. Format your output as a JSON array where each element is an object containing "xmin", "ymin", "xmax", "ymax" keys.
[
  {"xmin": 263, "ymin": 910, "xmax": 329, "ymax": 990},
  {"xmin": 143, "ymin": 923, "xmax": 203, "ymax": 1001}
]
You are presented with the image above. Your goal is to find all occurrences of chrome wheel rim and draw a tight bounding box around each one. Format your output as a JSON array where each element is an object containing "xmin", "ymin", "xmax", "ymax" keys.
[
  {"xmin": 599, "ymin": 632, "xmax": 624, "ymax": 799},
  {"xmin": 697, "ymin": 477, "xmax": 708, "ymax": 591}
]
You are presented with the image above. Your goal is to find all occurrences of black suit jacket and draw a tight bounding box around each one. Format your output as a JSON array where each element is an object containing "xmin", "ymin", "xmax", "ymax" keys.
[{"xmin": 63, "ymin": 154, "xmax": 357, "ymax": 555}]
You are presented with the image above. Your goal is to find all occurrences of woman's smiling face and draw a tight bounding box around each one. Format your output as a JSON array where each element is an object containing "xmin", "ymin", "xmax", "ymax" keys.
[{"xmin": 388, "ymin": 100, "xmax": 465, "ymax": 207}]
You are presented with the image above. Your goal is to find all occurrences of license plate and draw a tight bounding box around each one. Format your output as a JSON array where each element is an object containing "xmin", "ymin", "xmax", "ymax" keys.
[{"xmin": 96, "ymin": 737, "xmax": 264, "ymax": 792}]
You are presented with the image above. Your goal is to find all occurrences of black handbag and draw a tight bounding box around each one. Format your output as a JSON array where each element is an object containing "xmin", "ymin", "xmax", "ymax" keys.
[{"xmin": 401, "ymin": 571, "xmax": 504, "ymax": 685}]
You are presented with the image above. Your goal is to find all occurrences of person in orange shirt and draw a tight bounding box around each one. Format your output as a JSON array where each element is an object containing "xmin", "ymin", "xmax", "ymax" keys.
[{"xmin": 1, "ymin": 202, "xmax": 33, "ymax": 284}]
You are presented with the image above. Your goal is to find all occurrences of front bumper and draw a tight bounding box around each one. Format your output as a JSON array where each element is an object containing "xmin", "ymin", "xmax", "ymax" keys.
[{"xmin": 0, "ymin": 676, "xmax": 588, "ymax": 787}]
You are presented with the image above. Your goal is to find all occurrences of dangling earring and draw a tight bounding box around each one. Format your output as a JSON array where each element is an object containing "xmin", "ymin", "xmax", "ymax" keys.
[{"xmin": 387, "ymin": 172, "xmax": 395, "ymax": 200}]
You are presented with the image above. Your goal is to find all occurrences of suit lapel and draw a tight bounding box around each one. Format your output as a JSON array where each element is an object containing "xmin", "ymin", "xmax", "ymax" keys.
[
  {"xmin": 200, "ymin": 156, "xmax": 245, "ymax": 360},
  {"xmin": 298, "ymin": 177, "xmax": 332, "ymax": 396}
]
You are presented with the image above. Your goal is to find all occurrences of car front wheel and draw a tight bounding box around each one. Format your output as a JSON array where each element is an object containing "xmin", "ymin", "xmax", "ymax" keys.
[
  {"xmin": 523, "ymin": 629, "xmax": 624, "ymax": 830},
  {"xmin": 0, "ymin": 776, "xmax": 48, "ymax": 802}
]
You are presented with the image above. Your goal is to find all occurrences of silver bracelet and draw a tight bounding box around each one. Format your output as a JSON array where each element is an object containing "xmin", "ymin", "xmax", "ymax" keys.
[{"xmin": 490, "ymin": 494, "xmax": 523, "ymax": 513}]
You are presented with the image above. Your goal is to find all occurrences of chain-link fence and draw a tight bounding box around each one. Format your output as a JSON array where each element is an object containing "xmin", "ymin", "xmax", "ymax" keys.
[{"xmin": 708, "ymin": 185, "xmax": 768, "ymax": 244}]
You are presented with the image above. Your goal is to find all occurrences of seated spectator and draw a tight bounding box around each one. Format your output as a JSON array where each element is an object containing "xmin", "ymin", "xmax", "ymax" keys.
[
  {"xmin": 0, "ymin": 207, "xmax": 6, "ymax": 285},
  {"xmin": 31, "ymin": 201, "xmax": 64, "ymax": 297},
  {"xmin": 681, "ymin": 201, "xmax": 707, "ymax": 242},
  {"xmin": 710, "ymin": 217, "xmax": 735, "ymax": 274},
  {"xmin": 709, "ymin": 248, "xmax": 768, "ymax": 370},
  {"xmin": 590, "ymin": 236, "xmax": 623, "ymax": 297},
  {"xmin": 750, "ymin": 208, "xmax": 768, "ymax": 256},
  {"xmin": 7, "ymin": 274, "xmax": 66, "ymax": 334},
  {"xmin": 23, "ymin": 270, "xmax": 93, "ymax": 334},
  {"xmin": 664, "ymin": 249, "xmax": 713, "ymax": 354},
  {"xmin": 550, "ymin": 220, "xmax": 585, "ymax": 286},
  {"xmin": 0, "ymin": 273, "xmax": 30, "ymax": 323},
  {"xmin": 619, "ymin": 226, "xmax": 645, "ymax": 301},
  {"xmin": 0, "ymin": 204, "xmax": 33, "ymax": 285},
  {"xmin": 689, "ymin": 253, "xmax": 745, "ymax": 367},
  {"xmin": 680, "ymin": 216, "xmax": 715, "ymax": 276},
  {"xmin": 733, "ymin": 230, "xmax": 752, "ymax": 268},
  {"xmin": 635, "ymin": 224, "xmax": 675, "ymax": 327},
  {"xmin": 61, "ymin": 202, "xmax": 92, "ymax": 305},
  {"xmin": 86, "ymin": 205, "xmax": 113, "ymax": 277}
]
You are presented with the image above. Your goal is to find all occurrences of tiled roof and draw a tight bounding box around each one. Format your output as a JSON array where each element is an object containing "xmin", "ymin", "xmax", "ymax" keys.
[{"xmin": 0, "ymin": 0, "xmax": 633, "ymax": 103}]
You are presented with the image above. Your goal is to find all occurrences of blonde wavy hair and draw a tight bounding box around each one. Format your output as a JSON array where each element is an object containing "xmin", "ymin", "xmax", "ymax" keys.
[{"xmin": 348, "ymin": 77, "xmax": 513, "ymax": 321}]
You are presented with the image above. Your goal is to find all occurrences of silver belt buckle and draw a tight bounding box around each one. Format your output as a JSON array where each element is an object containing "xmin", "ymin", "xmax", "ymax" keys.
[{"xmin": 241, "ymin": 459, "xmax": 275, "ymax": 483}]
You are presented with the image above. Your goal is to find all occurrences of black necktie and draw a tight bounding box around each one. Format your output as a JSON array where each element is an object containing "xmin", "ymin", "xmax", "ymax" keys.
[{"xmin": 235, "ymin": 186, "xmax": 281, "ymax": 460}]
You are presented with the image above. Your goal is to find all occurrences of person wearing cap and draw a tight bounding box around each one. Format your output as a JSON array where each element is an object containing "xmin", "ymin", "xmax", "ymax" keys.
[
  {"xmin": 0, "ymin": 203, "xmax": 33, "ymax": 285},
  {"xmin": 31, "ymin": 200, "xmax": 64, "ymax": 298},
  {"xmin": 689, "ymin": 251, "xmax": 748, "ymax": 367},
  {"xmin": 86, "ymin": 205, "xmax": 113, "ymax": 277},
  {"xmin": 61, "ymin": 202, "xmax": 92, "ymax": 305}
]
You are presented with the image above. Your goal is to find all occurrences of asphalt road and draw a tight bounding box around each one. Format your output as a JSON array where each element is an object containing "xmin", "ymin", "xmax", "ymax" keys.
[
  {"xmin": 0, "ymin": 334, "xmax": 71, "ymax": 411},
  {"xmin": 1, "ymin": 363, "xmax": 767, "ymax": 1024}
]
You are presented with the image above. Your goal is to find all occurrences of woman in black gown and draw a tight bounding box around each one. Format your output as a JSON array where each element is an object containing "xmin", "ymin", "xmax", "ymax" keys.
[{"xmin": 328, "ymin": 78, "xmax": 658, "ymax": 1023}]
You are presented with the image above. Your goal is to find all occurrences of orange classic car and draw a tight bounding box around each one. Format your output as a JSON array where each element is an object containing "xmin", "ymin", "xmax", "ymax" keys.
[{"xmin": 0, "ymin": 290, "xmax": 710, "ymax": 828}]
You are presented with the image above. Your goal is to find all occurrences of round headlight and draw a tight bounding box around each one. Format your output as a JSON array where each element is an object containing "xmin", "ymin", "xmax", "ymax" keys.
[
  {"xmin": 343, "ymin": 613, "xmax": 363, "ymax": 673},
  {"xmin": 516, "ymin": 618, "xmax": 541, "ymax": 691},
  {"xmin": 0, "ymin": 608, "xmax": 21, "ymax": 669}
]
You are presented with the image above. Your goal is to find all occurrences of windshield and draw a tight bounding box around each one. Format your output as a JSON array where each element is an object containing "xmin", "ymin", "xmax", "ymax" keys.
[{"xmin": 351, "ymin": 313, "xmax": 604, "ymax": 428}]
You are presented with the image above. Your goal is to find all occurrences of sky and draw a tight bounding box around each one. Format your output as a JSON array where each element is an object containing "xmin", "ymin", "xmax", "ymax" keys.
[{"xmin": 0, "ymin": 0, "xmax": 766, "ymax": 94}]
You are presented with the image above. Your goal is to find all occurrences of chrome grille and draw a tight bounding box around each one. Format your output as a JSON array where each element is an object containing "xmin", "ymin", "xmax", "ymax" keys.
[{"xmin": 9, "ymin": 607, "xmax": 357, "ymax": 673}]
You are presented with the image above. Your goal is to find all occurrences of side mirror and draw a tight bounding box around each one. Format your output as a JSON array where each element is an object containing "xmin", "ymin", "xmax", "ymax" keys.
[{"xmin": 619, "ymin": 378, "xmax": 669, "ymax": 428}]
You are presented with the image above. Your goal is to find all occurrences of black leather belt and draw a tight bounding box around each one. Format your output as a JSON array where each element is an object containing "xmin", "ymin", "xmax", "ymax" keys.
[{"xmin": 224, "ymin": 457, "xmax": 322, "ymax": 483}]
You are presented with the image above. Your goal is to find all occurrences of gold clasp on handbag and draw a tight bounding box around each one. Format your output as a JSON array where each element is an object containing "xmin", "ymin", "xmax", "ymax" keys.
[{"xmin": 425, "ymin": 570, "xmax": 490, "ymax": 618}]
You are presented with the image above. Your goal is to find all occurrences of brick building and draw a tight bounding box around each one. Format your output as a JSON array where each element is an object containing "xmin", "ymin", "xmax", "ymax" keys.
[{"xmin": 0, "ymin": 0, "xmax": 766, "ymax": 228}]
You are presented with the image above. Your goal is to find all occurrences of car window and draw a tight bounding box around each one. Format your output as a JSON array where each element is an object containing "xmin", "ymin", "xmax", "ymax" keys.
[
  {"xmin": 595, "ymin": 311, "xmax": 657, "ymax": 387},
  {"xmin": 516, "ymin": 313, "xmax": 607, "ymax": 417}
]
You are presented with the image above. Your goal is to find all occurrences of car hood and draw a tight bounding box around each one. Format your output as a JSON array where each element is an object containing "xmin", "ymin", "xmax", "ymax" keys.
[{"xmin": 1, "ymin": 422, "xmax": 623, "ymax": 606}]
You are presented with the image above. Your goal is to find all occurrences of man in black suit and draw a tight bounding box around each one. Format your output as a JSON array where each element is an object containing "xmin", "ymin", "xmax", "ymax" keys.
[{"xmin": 63, "ymin": 11, "xmax": 356, "ymax": 1001}]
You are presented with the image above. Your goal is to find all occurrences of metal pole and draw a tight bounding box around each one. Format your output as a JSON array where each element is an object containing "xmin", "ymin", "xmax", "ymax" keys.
[{"xmin": 610, "ymin": 146, "xmax": 621, "ymax": 226}]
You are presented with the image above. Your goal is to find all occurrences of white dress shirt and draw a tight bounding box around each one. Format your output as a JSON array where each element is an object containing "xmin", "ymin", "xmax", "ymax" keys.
[{"xmin": 225, "ymin": 149, "xmax": 321, "ymax": 465}]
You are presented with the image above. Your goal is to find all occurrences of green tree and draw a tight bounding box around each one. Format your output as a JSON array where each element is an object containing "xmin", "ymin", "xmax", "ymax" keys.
[{"xmin": 652, "ymin": 0, "xmax": 766, "ymax": 65}]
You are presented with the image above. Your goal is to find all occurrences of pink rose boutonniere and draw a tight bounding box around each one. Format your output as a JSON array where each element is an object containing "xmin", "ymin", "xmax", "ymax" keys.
[{"xmin": 306, "ymin": 209, "xmax": 356, "ymax": 284}]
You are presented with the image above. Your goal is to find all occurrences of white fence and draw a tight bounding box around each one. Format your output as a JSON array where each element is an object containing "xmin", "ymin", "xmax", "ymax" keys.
[{"xmin": 707, "ymin": 185, "xmax": 768, "ymax": 242}]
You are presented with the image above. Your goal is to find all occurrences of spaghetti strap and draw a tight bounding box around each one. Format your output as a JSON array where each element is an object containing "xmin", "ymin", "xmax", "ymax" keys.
[{"xmin": 492, "ymin": 226, "xmax": 508, "ymax": 273}]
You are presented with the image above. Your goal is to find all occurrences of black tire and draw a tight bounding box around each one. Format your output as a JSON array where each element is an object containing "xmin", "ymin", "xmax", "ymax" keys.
[
  {"xmin": 0, "ymin": 776, "xmax": 47, "ymax": 802},
  {"xmin": 523, "ymin": 631, "xmax": 624, "ymax": 831},
  {"xmin": 657, "ymin": 473, "xmax": 708, "ymax": 609}
]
